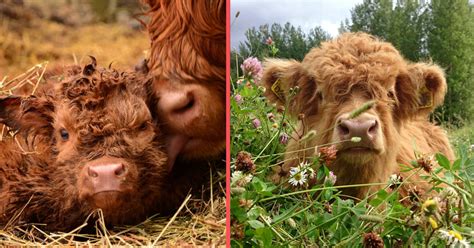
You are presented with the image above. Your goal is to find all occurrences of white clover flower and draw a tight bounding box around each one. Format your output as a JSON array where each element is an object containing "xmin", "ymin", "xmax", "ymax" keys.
[
  {"xmin": 388, "ymin": 174, "xmax": 402, "ymax": 184},
  {"xmin": 324, "ymin": 171, "xmax": 337, "ymax": 186},
  {"xmin": 231, "ymin": 171, "xmax": 253, "ymax": 187},
  {"xmin": 288, "ymin": 166, "xmax": 307, "ymax": 187},
  {"xmin": 231, "ymin": 171, "xmax": 243, "ymax": 182},
  {"xmin": 388, "ymin": 173, "xmax": 403, "ymax": 189},
  {"xmin": 240, "ymin": 174, "xmax": 253, "ymax": 186}
]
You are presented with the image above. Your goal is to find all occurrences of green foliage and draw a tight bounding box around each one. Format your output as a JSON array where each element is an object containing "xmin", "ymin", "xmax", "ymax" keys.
[
  {"xmin": 231, "ymin": 4, "xmax": 474, "ymax": 244},
  {"xmin": 231, "ymin": 23, "xmax": 330, "ymax": 80},
  {"xmin": 230, "ymin": 48, "xmax": 474, "ymax": 246},
  {"xmin": 426, "ymin": 0, "xmax": 474, "ymax": 126}
]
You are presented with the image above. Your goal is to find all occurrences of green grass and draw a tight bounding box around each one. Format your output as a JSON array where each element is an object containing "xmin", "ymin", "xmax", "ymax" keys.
[
  {"xmin": 230, "ymin": 61, "xmax": 474, "ymax": 247},
  {"xmin": 450, "ymin": 123, "xmax": 474, "ymax": 149}
]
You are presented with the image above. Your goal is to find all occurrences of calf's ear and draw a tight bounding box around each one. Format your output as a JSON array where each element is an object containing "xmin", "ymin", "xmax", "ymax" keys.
[
  {"xmin": 0, "ymin": 95, "xmax": 54, "ymax": 135},
  {"xmin": 261, "ymin": 59, "xmax": 319, "ymax": 117},
  {"xmin": 395, "ymin": 63, "xmax": 447, "ymax": 118}
]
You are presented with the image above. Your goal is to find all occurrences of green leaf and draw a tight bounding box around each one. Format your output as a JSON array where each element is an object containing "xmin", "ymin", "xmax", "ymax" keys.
[
  {"xmin": 444, "ymin": 171, "xmax": 454, "ymax": 184},
  {"xmin": 247, "ymin": 206, "xmax": 266, "ymax": 220},
  {"xmin": 452, "ymin": 159, "xmax": 461, "ymax": 170},
  {"xmin": 369, "ymin": 198, "xmax": 383, "ymax": 208},
  {"xmin": 248, "ymin": 220, "xmax": 265, "ymax": 229},
  {"xmin": 255, "ymin": 228, "xmax": 273, "ymax": 247},
  {"xmin": 436, "ymin": 153, "xmax": 451, "ymax": 170},
  {"xmin": 250, "ymin": 177, "xmax": 267, "ymax": 192},
  {"xmin": 230, "ymin": 198, "xmax": 248, "ymax": 222},
  {"xmin": 322, "ymin": 188, "xmax": 334, "ymax": 201},
  {"xmin": 377, "ymin": 189, "xmax": 389, "ymax": 200}
]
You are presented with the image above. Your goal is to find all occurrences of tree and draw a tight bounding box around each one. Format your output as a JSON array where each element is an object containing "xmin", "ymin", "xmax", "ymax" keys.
[
  {"xmin": 349, "ymin": 0, "xmax": 393, "ymax": 38},
  {"xmin": 346, "ymin": 0, "xmax": 426, "ymax": 61},
  {"xmin": 231, "ymin": 22, "xmax": 330, "ymax": 80},
  {"xmin": 388, "ymin": 0, "xmax": 427, "ymax": 61},
  {"xmin": 426, "ymin": 0, "xmax": 474, "ymax": 125}
]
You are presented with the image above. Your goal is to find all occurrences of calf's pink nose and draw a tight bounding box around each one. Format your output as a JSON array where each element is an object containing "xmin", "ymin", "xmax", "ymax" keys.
[
  {"xmin": 87, "ymin": 163, "xmax": 126, "ymax": 192},
  {"xmin": 337, "ymin": 119, "xmax": 378, "ymax": 141}
]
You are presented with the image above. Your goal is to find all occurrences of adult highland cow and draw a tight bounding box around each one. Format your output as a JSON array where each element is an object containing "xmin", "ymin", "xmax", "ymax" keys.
[
  {"xmin": 142, "ymin": 0, "xmax": 226, "ymax": 167},
  {"xmin": 261, "ymin": 32, "xmax": 454, "ymax": 199},
  {"xmin": 0, "ymin": 59, "xmax": 190, "ymax": 231}
]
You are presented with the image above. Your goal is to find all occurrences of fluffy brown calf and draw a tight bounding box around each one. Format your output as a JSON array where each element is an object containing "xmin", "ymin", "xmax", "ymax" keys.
[
  {"xmin": 261, "ymin": 32, "xmax": 454, "ymax": 199},
  {"xmin": 0, "ymin": 59, "xmax": 184, "ymax": 231},
  {"xmin": 142, "ymin": 0, "xmax": 226, "ymax": 166}
]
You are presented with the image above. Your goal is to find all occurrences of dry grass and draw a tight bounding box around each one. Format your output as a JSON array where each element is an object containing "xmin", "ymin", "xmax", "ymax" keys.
[
  {"xmin": 1, "ymin": 187, "xmax": 226, "ymax": 246},
  {"xmin": 0, "ymin": 7, "xmax": 226, "ymax": 246},
  {"xmin": 0, "ymin": 9, "xmax": 148, "ymax": 76}
]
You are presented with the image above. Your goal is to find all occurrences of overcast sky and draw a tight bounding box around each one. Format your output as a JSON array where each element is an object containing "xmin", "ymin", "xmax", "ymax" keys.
[
  {"xmin": 231, "ymin": 0, "xmax": 364, "ymax": 49},
  {"xmin": 231, "ymin": 0, "xmax": 474, "ymax": 49}
]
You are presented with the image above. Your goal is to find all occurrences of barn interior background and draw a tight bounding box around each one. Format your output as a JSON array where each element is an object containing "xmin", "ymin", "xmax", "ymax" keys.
[
  {"xmin": 0, "ymin": 0, "xmax": 225, "ymax": 246},
  {"xmin": 230, "ymin": 0, "xmax": 474, "ymax": 246}
]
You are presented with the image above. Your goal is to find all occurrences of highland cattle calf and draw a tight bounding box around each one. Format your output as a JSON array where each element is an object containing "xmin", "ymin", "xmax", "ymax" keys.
[
  {"xmin": 142, "ymin": 0, "xmax": 226, "ymax": 166},
  {"xmin": 261, "ymin": 32, "xmax": 454, "ymax": 199},
  {"xmin": 0, "ymin": 59, "xmax": 180, "ymax": 231}
]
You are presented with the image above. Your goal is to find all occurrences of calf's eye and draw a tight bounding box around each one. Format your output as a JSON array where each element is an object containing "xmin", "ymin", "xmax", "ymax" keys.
[
  {"xmin": 139, "ymin": 122, "xmax": 148, "ymax": 131},
  {"xmin": 60, "ymin": 128, "xmax": 69, "ymax": 141},
  {"xmin": 387, "ymin": 91, "xmax": 395, "ymax": 99}
]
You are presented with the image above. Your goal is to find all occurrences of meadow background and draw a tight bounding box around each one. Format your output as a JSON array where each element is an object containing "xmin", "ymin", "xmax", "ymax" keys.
[
  {"xmin": 0, "ymin": 0, "xmax": 225, "ymax": 246},
  {"xmin": 230, "ymin": 0, "xmax": 474, "ymax": 246}
]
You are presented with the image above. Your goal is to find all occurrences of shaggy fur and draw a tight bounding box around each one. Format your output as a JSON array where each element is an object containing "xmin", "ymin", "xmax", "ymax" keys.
[
  {"xmin": 261, "ymin": 32, "xmax": 454, "ymax": 199},
  {"xmin": 142, "ymin": 0, "xmax": 226, "ymax": 162},
  {"xmin": 0, "ymin": 60, "xmax": 190, "ymax": 231}
]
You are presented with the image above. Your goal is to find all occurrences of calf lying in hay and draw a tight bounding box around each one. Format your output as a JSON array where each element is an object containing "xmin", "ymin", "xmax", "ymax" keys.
[
  {"xmin": 0, "ymin": 58, "xmax": 191, "ymax": 231},
  {"xmin": 262, "ymin": 32, "xmax": 454, "ymax": 199}
]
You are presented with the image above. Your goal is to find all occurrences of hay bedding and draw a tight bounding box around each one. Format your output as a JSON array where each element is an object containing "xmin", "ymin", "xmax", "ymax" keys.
[{"xmin": 0, "ymin": 60, "xmax": 226, "ymax": 247}]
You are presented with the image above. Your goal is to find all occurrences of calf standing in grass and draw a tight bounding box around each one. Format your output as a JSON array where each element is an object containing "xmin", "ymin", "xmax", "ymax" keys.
[
  {"xmin": 0, "ymin": 59, "xmax": 184, "ymax": 231},
  {"xmin": 261, "ymin": 32, "xmax": 454, "ymax": 199}
]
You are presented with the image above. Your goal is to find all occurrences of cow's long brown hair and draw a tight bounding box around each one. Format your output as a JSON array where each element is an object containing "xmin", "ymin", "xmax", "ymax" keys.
[
  {"xmin": 261, "ymin": 33, "xmax": 454, "ymax": 199},
  {"xmin": 144, "ymin": 0, "xmax": 225, "ymax": 85}
]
